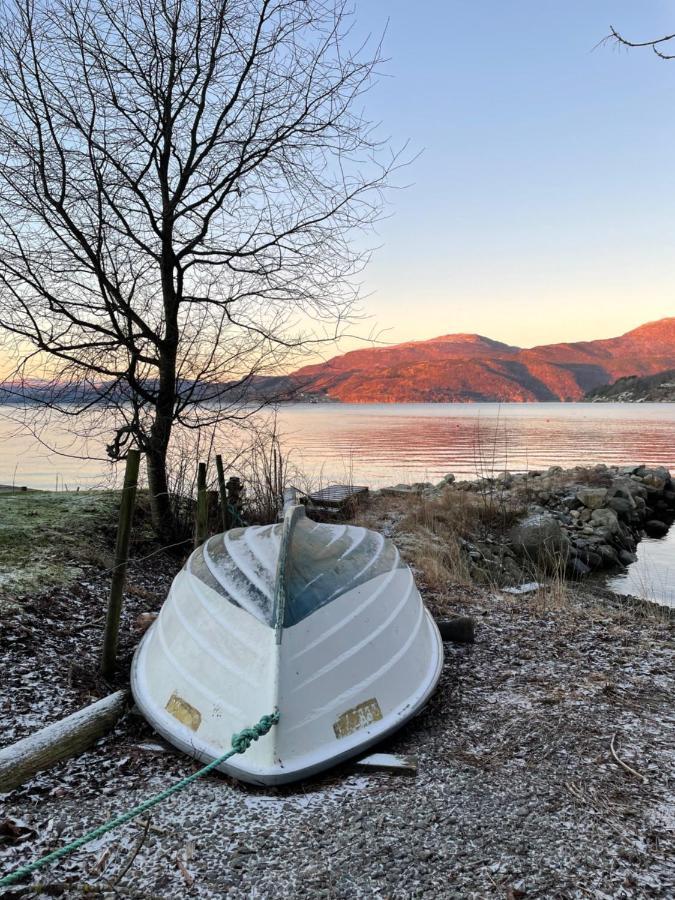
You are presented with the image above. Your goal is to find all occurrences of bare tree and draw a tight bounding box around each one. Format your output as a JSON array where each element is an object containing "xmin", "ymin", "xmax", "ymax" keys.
[
  {"xmin": 0, "ymin": 0, "xmax": 393, "ymax": 539},
  {"xmin": 605, "ymin": 25, "xmax": 675, "ymax": 60}
]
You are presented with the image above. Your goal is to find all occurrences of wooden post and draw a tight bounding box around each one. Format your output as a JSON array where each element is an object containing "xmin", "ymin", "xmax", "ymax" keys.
[
  {"xmin": 436, "ymin": 616, "xmax": 475, "ymax": 644},
  {"xmin": 215, "ymin": 454, "xmax": 229, "ymax": 531},
  {"xmin": 101, "ymin": 450, "xmax": 140, "ymax": 678},
  {"xmin": 226, "ymin": 476, "xmax": 243, "ymax": 525},
  {"xmin": 195, "ymin": 461, "xmax": 208, "ymax": 548},
  {"xmin": 0, "ymin": 691, "xmax": 128, "ymax": 792}
]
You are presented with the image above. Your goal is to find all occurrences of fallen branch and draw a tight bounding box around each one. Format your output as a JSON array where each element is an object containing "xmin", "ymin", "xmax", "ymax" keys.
[
  {"xmin": 0, "ymin": 690, "xmax": 129, "ymax": 792},
  {"xmin": 610, "ymin": 732, "xmax": 648, "ymax": 784}
]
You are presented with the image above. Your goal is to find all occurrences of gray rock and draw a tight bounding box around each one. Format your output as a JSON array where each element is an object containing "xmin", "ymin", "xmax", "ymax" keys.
[
  {"xmin": 576, "ymin": 487, "xmax": 608, "ymax": 510},
  {"xmin": 644, "ymin": 519, "xmax": 669, "ymax": 538},
  {"xmin": 567, "ymin": 556, "xmax": 591, "ymax": 578},
  {"xmin": 607, "ymin": 497, "xmax": 634, "ymax": 517},
  {"xmin": 590, "ymin": 507, "xmax": 619, "ymax": 533},
  {"xmin": 597, "ymin": 544, "xmax": 620, "ymax": 566},
  {"xmin": 508, "ymin": 514, "xmax": 570, "ymax": 563},
  {"xmin": 640, "ymin": 466, "xmax": 670, "ymax": 489},
  {"xmin": 619, "ymin": 549, "xmax": 637, "ymax": 565}
]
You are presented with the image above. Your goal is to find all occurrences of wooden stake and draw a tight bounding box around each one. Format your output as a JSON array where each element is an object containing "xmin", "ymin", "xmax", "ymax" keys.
[
  {"xmin": 195, "ymin": 461, "xmax": 208, "ymax": 548},
  {"xmin": 101, "ymin": 450, "xmax": 140, "ymax": 678},
  {"xmin": 0, "ymin": 691, "xmax": 128, "ymax": 792},
  {"xmin": 215, "ymin": 454, "xmax": 229, "ymax": 531}
]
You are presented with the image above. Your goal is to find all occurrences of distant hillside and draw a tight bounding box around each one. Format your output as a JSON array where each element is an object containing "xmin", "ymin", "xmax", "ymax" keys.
[
  {"xmin": 585, "ymin": 369, "xmax": 675, "ymax": 403},
  {"xmin": 3, "ymin": 318, "xmax": 675, "ymax": 406},
  {"xmin": 287, "ymin": 317, "xmax": 675, "ymax": 402}
]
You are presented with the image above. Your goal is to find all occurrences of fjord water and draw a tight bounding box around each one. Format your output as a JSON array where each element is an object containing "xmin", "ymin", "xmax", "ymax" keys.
[
  {"xmin": 1, "ymin": 401, "xmax": 673, "ymax": 605},
  {"xmin": 1, "ymin": 402, "xmax": 675, "ymax": 489},
  {"xmin": 607, "ymin": 530, "xmax": 675, "ymax": 608}
]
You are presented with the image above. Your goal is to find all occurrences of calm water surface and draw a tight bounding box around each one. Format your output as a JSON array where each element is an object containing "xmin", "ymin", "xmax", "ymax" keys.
[
  {"xmin": 607, "ymin": 530, "xmax": 675, "ymax": 608},
  {"xmin": 1, "ymin": 401, "xmax": 673, "ymax": 605},
  {"xmin": 1, "ymin": 402, "xmax": 675, "ymax": 489}
]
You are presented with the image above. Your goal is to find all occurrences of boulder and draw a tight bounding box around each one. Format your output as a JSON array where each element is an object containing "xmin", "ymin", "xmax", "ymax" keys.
[
  {"xmin": 567, "ymin": 556, "xmax": 591, "ymax": 579},
  {"xmin": 640, "ymin": 467, "xmax": 670, "ymax": 491},
  {"xmin": 576, "ymin": 487, "xmax": 608, "ymax": 509},
  {"xmin": 508, "ymin": 513, "xmax": 570, "ymax": 563},
  {"xmin": 607, "ymin": 497, "xmax": 635, "ymax": 518},
  {"xmin": 597, "ymin": 544, "xmax": 620, "ymax": 566},
  {"xmin": 645, "ymin": 519, "xmax": 669, "ymax": 538},
  {"xmin": 590, "ymin": 507, "xmax": 620, "ymax": 533}
]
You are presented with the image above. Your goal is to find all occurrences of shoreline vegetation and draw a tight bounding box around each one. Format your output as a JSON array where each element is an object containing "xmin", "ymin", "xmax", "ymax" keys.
[{"xmin": 0, "ymin": 462, "xmax": 673, "ymax": 896}]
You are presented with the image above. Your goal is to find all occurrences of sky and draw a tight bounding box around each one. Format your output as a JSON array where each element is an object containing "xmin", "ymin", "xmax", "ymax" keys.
[
  {"xmin": 2, "ymin": 2, "xmax": 675, "ymax": 381},
  {"xmin": 345, "ymin": 0, "xmax": 675, "ymax": 349}
]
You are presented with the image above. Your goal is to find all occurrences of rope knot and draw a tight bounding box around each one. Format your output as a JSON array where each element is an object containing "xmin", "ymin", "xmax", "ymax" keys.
[{"xmin": 230, "ymin": 711, "xmax": 279, "ymax": 754}]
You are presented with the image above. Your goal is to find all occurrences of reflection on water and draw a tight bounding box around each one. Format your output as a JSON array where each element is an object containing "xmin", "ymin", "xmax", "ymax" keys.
[
  {"xmin": 1, "ymin": 401, "xmax": 674, "ymax": 607},
  {"xmin": 273, "ymin": 402, "xmax": 675, "ymax": 486},
  {"xmin": 1, "ymin": 402, "xmax": 675, "ymax": 490},
  {"xmin": 607, "ymin": 527, "xmax": 675, "ymax": 608}
]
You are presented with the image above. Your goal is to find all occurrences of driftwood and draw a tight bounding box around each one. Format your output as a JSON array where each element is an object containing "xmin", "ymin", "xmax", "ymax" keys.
[
  {"xmin": 0, "ymin": 690, "xmax": 129, "ymax": 792},
  {"xmin": 436, "ymin": 616, "xmax": 475, "ymax": 644}
]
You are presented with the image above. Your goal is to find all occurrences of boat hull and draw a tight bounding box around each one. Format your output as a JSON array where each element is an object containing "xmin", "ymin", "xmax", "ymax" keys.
[
  {"xmin": 131, "ymin": 516, "xmax": 444, "ymax": 785},
  {"xmin": 131, "ymin": 607, "xmax": 442, "ymax": 785}
]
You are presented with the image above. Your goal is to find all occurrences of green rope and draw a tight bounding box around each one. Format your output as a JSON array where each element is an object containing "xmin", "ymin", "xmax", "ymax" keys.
[{"xmin": 0, "ymin": 711, "xmax": 279, "ymax": 889}]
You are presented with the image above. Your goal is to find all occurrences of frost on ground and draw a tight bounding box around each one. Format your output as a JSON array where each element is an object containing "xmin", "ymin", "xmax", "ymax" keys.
[{"xmin": 1, "ymin": 562, "xmax": 674, "ymax": 899}]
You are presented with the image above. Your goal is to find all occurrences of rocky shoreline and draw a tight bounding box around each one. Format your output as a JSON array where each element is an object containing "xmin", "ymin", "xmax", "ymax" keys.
[
  {"xmin": 586, "ymin": 370, "xmax": 675, "ymax": 403},
  {"xmin": 377, "ymin": 464, "xmax": 675, "ymax": 589}
]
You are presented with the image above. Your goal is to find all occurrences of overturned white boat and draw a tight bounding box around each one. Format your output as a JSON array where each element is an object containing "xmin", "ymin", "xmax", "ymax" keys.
[{"xmin": 131, "ymin": 506, "xmax": 443, "ymax": 785}]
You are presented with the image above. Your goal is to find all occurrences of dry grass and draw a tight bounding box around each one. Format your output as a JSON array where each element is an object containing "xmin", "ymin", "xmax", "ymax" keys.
[
  {"xmin": 401, "ymin": 486, "xmax": 525, "ymax": 538},
  {"xmin": 391, "ymin": 488, "xmax": 527, "ymax": 593}
]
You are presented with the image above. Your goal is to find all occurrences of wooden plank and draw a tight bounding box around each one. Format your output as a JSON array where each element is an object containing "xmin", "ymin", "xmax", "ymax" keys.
[
  {"xmin": 353, "ymin": 752, "xmax": 417, "ymax": 775},
  {"xmin": 215, "ymin": 454, "xmax": 228, "ymax": 531},
  {"xmin": 195, "ymin": 461, "xmax": 208, "ymax": 548},
  {"xmin": 307, "ymin": 484, "xmax": 369, "ymax": 508}
]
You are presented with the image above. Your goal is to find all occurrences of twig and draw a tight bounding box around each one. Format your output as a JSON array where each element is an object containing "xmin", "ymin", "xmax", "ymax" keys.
[
  {"xmin": 110, "ymin": 817, "xmax": 151, "ymax": 888},
  {"xmin": 610, "ymin": 732, "xmax": 648, "ymax": 784}
]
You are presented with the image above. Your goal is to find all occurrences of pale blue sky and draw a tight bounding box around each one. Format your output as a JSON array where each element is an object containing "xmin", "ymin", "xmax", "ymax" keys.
[{"xmin": 348, "ymin": 1, "xmax": 675, "ymax": 348}]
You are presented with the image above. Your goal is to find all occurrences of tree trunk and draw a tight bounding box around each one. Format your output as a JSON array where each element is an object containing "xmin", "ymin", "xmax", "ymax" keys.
[{"xmin": 146, "ymin": 438, "xmax": 174, "ymax": 545}]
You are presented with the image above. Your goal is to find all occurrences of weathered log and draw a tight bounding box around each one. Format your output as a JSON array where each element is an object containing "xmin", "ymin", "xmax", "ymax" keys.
[
  {"xmin": 0, "ymin": 690, "xmax": 129, "ymax": 792},
  {"xmin": 436, "ymin": 616, "xmax": 475, "ymax": 644}
]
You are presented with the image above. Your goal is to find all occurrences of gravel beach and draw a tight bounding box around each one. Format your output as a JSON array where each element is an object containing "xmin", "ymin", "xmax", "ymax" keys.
[{"xmin": 1, "ymin": 561, "xmax": 674, "ymax": 898}]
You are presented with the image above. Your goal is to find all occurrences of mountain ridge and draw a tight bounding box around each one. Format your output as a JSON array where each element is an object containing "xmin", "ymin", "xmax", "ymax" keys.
[{"xmin": 288, "ymin": 317, "xmax": 675, "ymax": 402}]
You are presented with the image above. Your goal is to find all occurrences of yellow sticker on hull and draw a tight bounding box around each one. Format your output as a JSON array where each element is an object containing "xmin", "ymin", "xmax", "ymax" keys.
[
  {"xmin": 166, "ymin": 692, "xmax": 202, "ymax": 732},
  {"xmin": 333, "ymin": 698, "xmax": 383, "ymax": 739}
]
